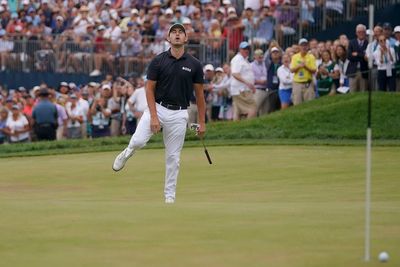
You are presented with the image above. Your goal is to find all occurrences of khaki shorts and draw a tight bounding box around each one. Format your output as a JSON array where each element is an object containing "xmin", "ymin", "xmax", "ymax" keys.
[{"xmin": 232, "ymin": 91, "xmax": 256, "ymax": 120}]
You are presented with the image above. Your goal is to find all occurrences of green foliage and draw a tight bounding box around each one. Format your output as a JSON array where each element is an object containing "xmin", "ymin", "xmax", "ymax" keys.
[{"xmin": 0, "ymin": 93, "xmax": 399, "ymax": 157}]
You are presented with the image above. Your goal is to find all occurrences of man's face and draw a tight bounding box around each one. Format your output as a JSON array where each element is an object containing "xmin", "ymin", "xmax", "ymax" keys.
[
  {"xmin": 395, "ymin": 32, "xmax": 400, "ymax": 41},
  {"xmin": 356, "ymin": 28, "xmax": 366, "ymax": 40},
  {"xmin": 168, "ymin": 27, "xmax": 187, "ymax": 46},
  {"xmin": 240, "ymin": 47, "xmax": 250, "ymax": 58},
  {"xmin": 205, "ymin": 70, "xmax": 214, "ymax": 80},
  {"xmin": 299, "ymin": 43, "xmax": 308, "ymax": 53},
  {"xmin": 383, "ymin": 28, "xmax": 392, "ymax": 38}
]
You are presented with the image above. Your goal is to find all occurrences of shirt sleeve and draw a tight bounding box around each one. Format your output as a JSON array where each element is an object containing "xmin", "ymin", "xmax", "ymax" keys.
[
  {"xmin": 193, "ymin": 61, "xmax": 204, "ymax": 84},
  {"xmin": 230, "ymin": 56, "xmax": 241, "ymax": 74},
  {"xmin": 146, "ymin": 56, "xmax": 159, "ymax": 81}
]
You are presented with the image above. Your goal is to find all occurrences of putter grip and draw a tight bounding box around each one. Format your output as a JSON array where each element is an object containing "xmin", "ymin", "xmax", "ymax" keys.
[{"xmin": 204, "ymin": 149, "xmax": 212, "ymax": 164}]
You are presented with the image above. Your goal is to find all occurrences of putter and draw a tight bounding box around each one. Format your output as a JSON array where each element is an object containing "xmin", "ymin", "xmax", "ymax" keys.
[{"xmin": 190, "ymin": 123, "xmax": 212, "ymax": 165}]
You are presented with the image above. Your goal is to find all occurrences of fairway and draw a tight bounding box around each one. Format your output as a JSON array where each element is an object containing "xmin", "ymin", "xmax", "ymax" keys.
[{"xmin": 0, "ymin": 145, "xmax": 399, "ymax": 267}]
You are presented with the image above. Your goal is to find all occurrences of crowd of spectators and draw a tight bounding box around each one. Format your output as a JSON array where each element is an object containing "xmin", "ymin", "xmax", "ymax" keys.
[
  {"xmin": 1, "ymin": 20, "xmax": 399, "ymax": 144},
  {"xmin": 0, "ymin": 0, "xmax": 392, "ymax": 76},
  {"xmin": 0, "ymin": 0, "xmax": 399, "ymax": 144}
]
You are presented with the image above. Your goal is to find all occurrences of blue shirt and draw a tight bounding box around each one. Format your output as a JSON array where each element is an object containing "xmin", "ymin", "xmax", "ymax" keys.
[
  {"xmin": 32, "ymin": 99, "xmax": 57, "ymax": 124},
  {"xmin": 0, "ymin": 119, "xmax": 6, "ymax": 138}
]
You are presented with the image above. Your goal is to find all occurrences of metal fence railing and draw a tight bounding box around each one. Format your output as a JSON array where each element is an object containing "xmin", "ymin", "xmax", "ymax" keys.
[{"xmin": 0, "ymin": 36, "xmax": 229, "ymax": 76}]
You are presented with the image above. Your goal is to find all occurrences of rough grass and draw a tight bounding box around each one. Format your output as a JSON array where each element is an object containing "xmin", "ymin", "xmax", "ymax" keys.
[{"xmin": 0, "ymin": 146, "xmax": 399, "ymax": 267}]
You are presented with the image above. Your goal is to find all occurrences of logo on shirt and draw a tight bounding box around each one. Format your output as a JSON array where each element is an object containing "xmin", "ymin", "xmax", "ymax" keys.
[{"xmin": 182, "ymin": 66, "xmax": 192, "ymax": 72}]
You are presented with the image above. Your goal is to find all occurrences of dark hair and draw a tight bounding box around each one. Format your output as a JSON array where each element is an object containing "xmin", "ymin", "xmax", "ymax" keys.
[{"xmin": 336, "ymin": 44, "xmax": 347, "ymax": 60}]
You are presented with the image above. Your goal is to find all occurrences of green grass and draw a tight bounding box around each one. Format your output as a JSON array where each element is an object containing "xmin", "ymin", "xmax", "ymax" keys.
[
  {"xmin": 0, "ymin": 146, "xmax": 399, "ymax": 267},
  {"xmin": 0, "ymin": 92, "xmax": 399, "ymax": 158}
]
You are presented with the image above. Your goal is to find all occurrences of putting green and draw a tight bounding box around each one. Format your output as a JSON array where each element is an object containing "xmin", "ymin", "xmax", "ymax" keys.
[{"xmin": 0, "ymin": 145, "xmax": 399, "ymax": 267}]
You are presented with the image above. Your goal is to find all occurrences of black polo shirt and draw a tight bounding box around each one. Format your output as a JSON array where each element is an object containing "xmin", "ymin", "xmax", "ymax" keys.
[{"xmin": 147, "ymin": 49, "xmax": 204, "ymax": 107}]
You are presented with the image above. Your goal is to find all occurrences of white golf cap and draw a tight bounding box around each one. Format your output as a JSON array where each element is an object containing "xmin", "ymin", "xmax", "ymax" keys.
[
  {"xmin": 271, "ymin": 47, "xmax": 280, "ymax": 53},
  {"xmin": 33, "ymin": 86, "xmax": 41, "ymax": 92},
  {"xmin": 56, "ymin": 15, "xmax": 64, "ymax": 21},
  {"xmin": 165, "ymin": 8, "xmax": 173, "ymax": 15},
  {"xmin": 89, "ymin": 82, "xmax": 98, "ymax": 87},
  {"xmin": 223, "ymin": 0, "xmax": 231, "ymax": 4},
  {"xmin": 104, "ymin": 0, "xmax": 111, "ymax": 5},
  {"xmin": 102, "ymin": 84, "xmax": 111, "ymax": 90},
  {"xmin": 22, "ymin": 0, "xmax": 29, "ymax": 5},
  {"xmin": 215, "ymin": 67, "xmax": 224, "ymax": 72},
  {"xmin": 1, "ymin": 0, "xmax": 7, "ymax": 5},
  {"xmin": 227, "ymin": 6, "xmax": 236, "ymax": 14},
  {"xmin": 204, "ymin": 64, "xmax": 214, "ymax": 72},
  {"xmin": 60, "ymin": 82, "xmax": 69, "ymax": 87},
  {"xmin": 394, "ymin": 26, "xmax": 400, "ymax": 33},
  {"xmin": 217, "ymin": 7, "xmax": 225, "ymax": 14},
  {"xmin": 298, "ymin": 38, "xmax": 308, "ymax": 45},
  {"xmin": 131, "ymin": 8, "xmax": 139, "ymax": 15},
  {"xmin": 182, "ymin": 17, "xmax": 191, "ymax": 25}
]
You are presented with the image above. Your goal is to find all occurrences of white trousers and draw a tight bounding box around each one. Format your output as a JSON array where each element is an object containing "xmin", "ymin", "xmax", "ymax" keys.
[{"xmin": 127, "ymin": 103, "xmax": 188, "ymax": 200}]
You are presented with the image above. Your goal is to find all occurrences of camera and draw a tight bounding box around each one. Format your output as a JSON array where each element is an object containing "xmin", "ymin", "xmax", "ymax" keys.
[{"xmin": 96, "ymin": 105, "xmax": 102, "ymax": 112}]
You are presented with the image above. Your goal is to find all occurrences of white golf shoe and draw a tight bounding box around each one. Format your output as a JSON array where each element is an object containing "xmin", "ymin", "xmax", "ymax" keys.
[
  {"xmin": 165, "ymin": 198, "xmax": 175, "ymax": 204},
  {"xmin": 112, "ymin": 148, "xmax": 133, "ymax": 172}
]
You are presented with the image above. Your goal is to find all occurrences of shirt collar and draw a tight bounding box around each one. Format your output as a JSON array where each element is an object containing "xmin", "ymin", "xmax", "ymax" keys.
[{"xmin": 167, "ymin": 48, "xmax": 187, "ymax": 60}]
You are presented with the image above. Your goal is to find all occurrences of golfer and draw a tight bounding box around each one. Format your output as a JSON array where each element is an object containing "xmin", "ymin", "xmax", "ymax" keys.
[{"xmin": 113, "ymin": 23, "xmax": 206, "ymax": 204}]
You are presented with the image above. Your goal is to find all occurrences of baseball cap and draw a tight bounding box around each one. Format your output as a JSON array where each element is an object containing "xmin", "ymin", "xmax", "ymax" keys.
[
  {"xmin": 102, "ymin": 84, "xmax": 111, "ymax": 90},
  {"xmin": 69, "ymin": 93, "xmax": 78, "ymax": 99},
  {"xmin": 104, "ymin": 0, "xmax": 111, "ymax": 5},
  {"xmin": 204, "ymin": 64, "xmax": 214, "ymax": 72},
  {"xmin": 382, "ymin": 22, "xmax": 392, "ymax": 30},
  {"xmin": 217, "ymin": 7, "xmax": 225, "ymax": 14},
  {"xmin": 56, "ymin": 15, "xmax": 64, "ymax": 22},
  {"xmin": 271, "ymin": 47, "xmax": 280, "ymax": 53},
  {"xmin": 223, "ymin": 0, "xmax": 231, "ymax": 4},
  {"xmin": 97, "ymin": 25, "xmax": 106, "ymax": 31},
  {"xmin": 60, "ymin": 81, "xmax": 69, "ymax": 87},
  {"xmin": 239, "ymin": 41, "xmax": 250, "ymax": 49},
  {"xmin": 227, "ymin": 6, "xmax": 236, "ymax": 14},
  {"xmin": 131, "ymin": 8, "xmax": 139, "ymax": 15},
  {"xmin": 33, "ymin": 85, "xmax": 41, "ymax": 92},
  {"xmin": 168, "ymin": 23, "xmax": 186, "ymax": 35},
  {"xmin": 394, "ymin": 26, "xmax": 400, "ymax": 33},
  {"xmin": 298, "ymin": 38, "xmax": 308, "ymax": 45},
  {"xmin": 11, "ymin": 104, "xmax": 20, "ymax": 110},
  {"xmin": 165, "ymin": 8, "xmax": 173, "ymax": 15},
  {"xmin": 89, "ymin": 82, "xmax": 98, "ymax": 87},
  {"xmin": 215, "ymin": 67, "xmax": 224, "ymax": 72},
  {"xmin": 182, "ymin": 17, "xmax": 191, "ymax": 25}
]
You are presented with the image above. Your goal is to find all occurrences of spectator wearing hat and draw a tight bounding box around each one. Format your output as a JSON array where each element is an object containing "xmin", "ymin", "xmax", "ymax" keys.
[
  {"xmin": 382, "ymin": 22, "xmax": 396, "ymax": 48},
  {"xmin": 72, "ymin": 5, "xmax": 94, "ymax": 36},
  {"xmin": 347, "ymin": 24, "xmax": 369, "ymax": 92},
  {"xmin": 230, "ymin": 41, "xmax": 257, "ymax": 121},
  {"xmin": 51, "ymin": 15, "xmax": 66, "ymax": 34},
  {"xmin": 90, "ymin": 25, "xmax": 114, "ymax": 76},
  {"xmin": 394, "ymin": 25, "xmax": 400, "ymax": 91},
  {"xmin": 264, "ymin": 46, "xmax": 282, "ymax": 114},
  {"xmin": 32, "ymin": 88, "xmax": 58, "ymax": 141},
  {"xmin": 373, "ymin": 34, "xmax": 397, "ymax": 92},
  {"xmin": 290, "ymin": 38, "xmax": 317, "ymax": 105},
  {"xmin": 212, "ymin": 63, "xmax": 232, "ymax": 120},
  {"xmin": 365, "ymin": 25, "xmax": 383, "ymax": 91},
  {"xmin": 4, "ymin": 104, "xmax": 30, "ymax": 143},
  {"xmin": 222, "ymin": 8, "xmax": 244, "ymax": 53},
  {"xmin": 119, "ymin": 8, "xmax": 139, "ymax": 29}
]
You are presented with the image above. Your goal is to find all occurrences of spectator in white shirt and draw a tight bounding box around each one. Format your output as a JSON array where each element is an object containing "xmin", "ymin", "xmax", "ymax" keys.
[
  {"xmin": 4, "ymin": 105, "xmax": 30, "ymax": 143},
  {"xmin": 373, "ymin": 35, "xmax": 397, "ymax": 91},
  {"xmin": 230, "ymin": 41, "xmax": 257, "ymax": 121},
  {"xmin": 66, "ymin": 94, "xmax": 84, "ymax": 139},
  {"xmin": 277, "ymin": 53, "xmax": 294, "ymax": 109}
]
